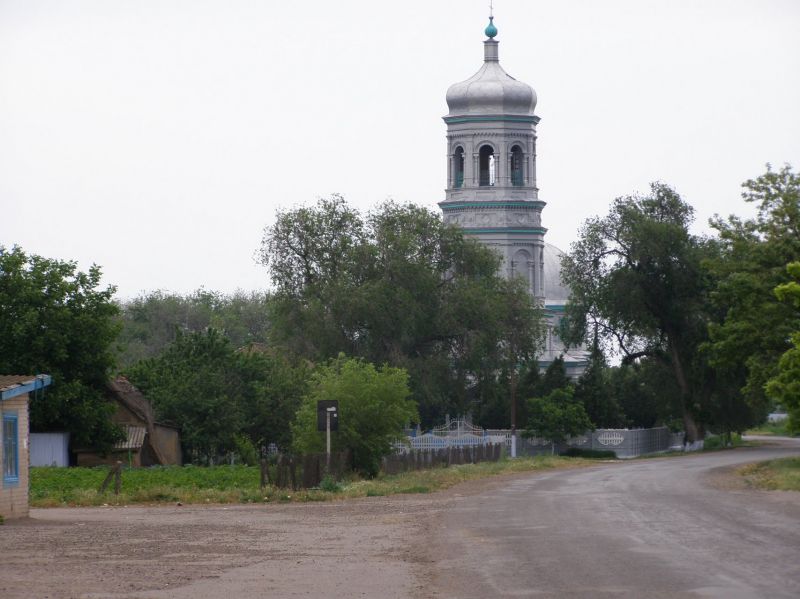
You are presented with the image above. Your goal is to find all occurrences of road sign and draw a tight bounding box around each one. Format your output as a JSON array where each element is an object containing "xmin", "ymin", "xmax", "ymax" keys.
[{"xmin": 317, "ymin": 400, "xmax": 339, "ymax": 432}]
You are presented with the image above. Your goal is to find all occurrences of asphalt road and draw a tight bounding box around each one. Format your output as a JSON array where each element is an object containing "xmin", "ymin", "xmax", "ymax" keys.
[{"xmin": 424, "ymin": 437, "xmax": 800, "ymax": 599}]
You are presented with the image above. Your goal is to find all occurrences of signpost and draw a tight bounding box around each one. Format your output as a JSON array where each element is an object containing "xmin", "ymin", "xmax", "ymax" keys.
[{"xmin": 317, "ymin": 400, "xmax": 338, "ymax": 473}]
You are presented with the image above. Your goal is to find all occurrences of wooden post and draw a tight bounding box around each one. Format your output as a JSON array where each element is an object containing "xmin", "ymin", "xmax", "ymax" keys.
[
  {"xmin": 260, "ymin": 458, "xmax": 269, "ymax": 490},
  {"xmin": 289, "ymin": 456, "xmax": 297, "ymax": 490},
  {"xmin": 113, "ymin": 461, "xmax": 122, "ymax": 495},
  {"xmin": 99, "ymin": 466, "xmax": 114, "ymax": 493}
]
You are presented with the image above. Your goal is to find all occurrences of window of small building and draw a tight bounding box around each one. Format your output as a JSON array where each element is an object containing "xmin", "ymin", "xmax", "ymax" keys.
[{"xmin": 3, "ymin": 412, "xmax": 19, "ymax": 485}]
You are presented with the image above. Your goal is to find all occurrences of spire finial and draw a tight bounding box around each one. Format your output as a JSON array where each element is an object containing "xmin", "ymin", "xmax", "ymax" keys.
[{"xmin": 485, "ymin": 2, "xmax": 498, "ymax": 40}]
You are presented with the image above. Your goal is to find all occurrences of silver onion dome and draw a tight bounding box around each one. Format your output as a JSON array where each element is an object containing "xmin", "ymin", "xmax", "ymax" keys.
[{"xmin": 445, "ymin": 24, "xmax": 537, "ymax": 117}]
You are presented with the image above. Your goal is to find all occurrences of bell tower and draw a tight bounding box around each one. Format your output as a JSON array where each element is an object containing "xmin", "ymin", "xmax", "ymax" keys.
[{"xmin": 439, "ymin": 16, "xmax": 545, "ymax": 299}]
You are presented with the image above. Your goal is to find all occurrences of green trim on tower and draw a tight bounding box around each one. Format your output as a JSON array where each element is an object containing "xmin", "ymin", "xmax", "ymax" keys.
[
  {"xmin": 463, "ymin": 227, "xmax": 547, "ymax": 235},
  {"xmin": 441, "ymin": 201, "xmax": 546, "ymax": 210},
  {"xmin": 443, "ymin": 115, "xmax": 539, "ymax": 125}
]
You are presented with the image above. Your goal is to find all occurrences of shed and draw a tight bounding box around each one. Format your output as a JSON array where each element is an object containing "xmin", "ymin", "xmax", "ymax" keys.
[
  {"xmin": 1, "ymin": 374, "xmax": 52, "ymax": 520},
  {"xmin": 74, "ymin": 377, "xmax": 181, "ymax": 467}
]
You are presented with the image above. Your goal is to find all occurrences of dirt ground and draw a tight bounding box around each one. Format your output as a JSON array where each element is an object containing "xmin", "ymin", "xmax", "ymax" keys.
[
  {"xmin": 3, "ymin": 447, "xmax": 797, "ymax": 599},
  {"xmin": 0, "ymin": 480, "xmax": 493, "ymax": 599}
]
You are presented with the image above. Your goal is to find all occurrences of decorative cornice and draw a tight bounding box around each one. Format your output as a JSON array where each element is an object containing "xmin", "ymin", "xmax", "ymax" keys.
[
  {"xmin": 462, "ymin": 227, "xmax": 547, "ymax": 235},
  {"xmin": 441, "ymin": 201, "xmax": 545, "ymax": 210},
  {"xmin": 444, "ymin": 115, "xmax": 540, "ymax": 125}
]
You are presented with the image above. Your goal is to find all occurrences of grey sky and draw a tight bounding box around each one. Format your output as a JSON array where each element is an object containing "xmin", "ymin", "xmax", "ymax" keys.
[{"xmin": 2, "ymin": 0, "xmax": 798, "ymax": 299}]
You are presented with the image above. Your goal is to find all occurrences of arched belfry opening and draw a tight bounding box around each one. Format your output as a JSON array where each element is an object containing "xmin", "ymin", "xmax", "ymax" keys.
[
  {"xmin": 453, "ymin": 146, "xmax": 465, "ymax": 188},
  {"xmin": 479, "ymin": 145, "xmax": 495, "ymax": 186},
  {"xmin": 511, "ymin": 145, "xmax": 524, "ymax": 186}
]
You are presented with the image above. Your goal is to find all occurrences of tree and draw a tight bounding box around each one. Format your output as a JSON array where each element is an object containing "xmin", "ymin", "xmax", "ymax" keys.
[
  {"xmin": 765, "ymin": 262, "xmax": 800, "ymax": 433},
  {"xmin": 573, "ymin": 345, "xmax": 624, "ymax": 428},
  {"xmin": 291, "ymin": 356, "xmax": 419, "ymax": 476},
  {"xmin": 704, "ymin": 165, "xmax": 800, "ymax": 420},
  {"xmin": 523, "ymin": 387, "xmax": 592, "ymax": 455},
  {"xmin": 608, "ymin": 360, "xmax": 680, "ymax": 429},
  {"xmin": 126, "ymin": 329, "xmax": 244, "ymax": 462},
  {"xmin": 0, "ymin": 246, "xmax": 121, "ymax": 449},
  {"xmin": 117, "ymin": 289, "xmax": 271, "ymax": 367},
  {"xmin": 259, "ymin": 196, "xmax": 544, "ymax": 425},
  {"xmin": 126, "ymin": 328, "xmax": 307, "ymax": 462},
  {"xmin": 561, "ymin": 183, "xmax": 711, "ymax": 440}
]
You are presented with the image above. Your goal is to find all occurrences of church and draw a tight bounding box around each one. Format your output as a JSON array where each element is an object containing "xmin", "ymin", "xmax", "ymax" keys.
[{"xmin": 439, "ymin": 16, "xmax": 589, "ymax": 378}]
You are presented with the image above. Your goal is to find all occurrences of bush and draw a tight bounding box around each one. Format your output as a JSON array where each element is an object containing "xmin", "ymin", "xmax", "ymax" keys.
[
  {"xmin": 560, "ymin": 448, "xmax": 617, "ymax": 459},
  {"xmin": 292, "ymin": 356, "xmax": 419, "ymax": 477}
]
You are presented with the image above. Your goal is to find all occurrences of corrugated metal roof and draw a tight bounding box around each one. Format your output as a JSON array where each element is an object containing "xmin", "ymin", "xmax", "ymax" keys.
[{"xmin": 114, "ymin": 425, "xmax": 147, "ymax": 450}]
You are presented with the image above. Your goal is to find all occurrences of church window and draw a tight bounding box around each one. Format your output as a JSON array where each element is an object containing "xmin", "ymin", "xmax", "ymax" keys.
[
  {"xmin": 454, "ymin": 147, "xmax": 465, "ymax": 188},
  {"xmin": 511, "ymin": 249, "xmax": 532, "ymax": 289},
  {"xmin": 479, "ymin": 145, "xmax": 495, "ymax": 186},
  {"xmin": 511, "ymin": 145, "xmax": 524, "ymax": 186}
]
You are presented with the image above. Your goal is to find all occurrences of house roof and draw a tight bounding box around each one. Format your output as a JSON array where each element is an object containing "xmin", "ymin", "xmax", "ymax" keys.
[
  {"xmin": 106, "ymin": 376, "xmax": 169, "ymax": 464},
  {"xmin": 107, "ymin": 376, "xmax": 156, "ymax": 429},
  {"xmin": 0, "ymin": 374, "xmax": 52, "ymax": 401}
]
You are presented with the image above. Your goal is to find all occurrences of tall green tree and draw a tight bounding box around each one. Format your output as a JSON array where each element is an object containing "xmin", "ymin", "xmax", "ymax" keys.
[
  {"xmin": 561, "ymin": 183, "xmax": 711, "ymax": 440},
  {"xmin": 765, "ymin": 262, "xmax": 800, "ymax": 433},
  {"xmin": 704, "ymin": 165, "xmax": 800, "ymax": 420},
  {"xmin": 0, "ymin": 246, "xmax": 121, "ymax": 449},
  {"xmin": 259, "ymin": 196, "xmax": 544, "ymax": 425}
]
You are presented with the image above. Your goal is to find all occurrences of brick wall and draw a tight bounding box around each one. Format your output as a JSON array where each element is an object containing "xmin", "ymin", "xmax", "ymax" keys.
[{"xmin": 0, "ymin": 393, "xmax": 30, "ymax": 519}]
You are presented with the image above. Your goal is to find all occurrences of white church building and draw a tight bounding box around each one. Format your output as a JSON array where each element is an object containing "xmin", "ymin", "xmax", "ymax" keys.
[{"xmin": 439, "ymin": 16, "xmax": 589, "ymax": 378}]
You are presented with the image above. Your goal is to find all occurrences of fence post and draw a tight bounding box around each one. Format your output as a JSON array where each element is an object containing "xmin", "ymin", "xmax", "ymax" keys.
[
  {"xmin": 289, "ymin": 456, "xmax": 297, "ymax": 490},
  {"xmin": 113, "ymin": 461, "xmax": 122, "ymax": 495}
]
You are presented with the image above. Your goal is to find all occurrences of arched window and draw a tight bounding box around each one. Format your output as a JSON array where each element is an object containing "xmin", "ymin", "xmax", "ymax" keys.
[
  {"xmin": 454, "ymin": 146, "xmax": 465, "ymax": 188},
  {"xmin": 511, "ymin": 145, "xmax": 524, "ymax": 186},
  {"xmin": 479, "ymin": 145, "xmax": 495, "ymax": 186},
  {"xmin": 511, "ymin": 249, "xmax": 532, "ymax": 288}
]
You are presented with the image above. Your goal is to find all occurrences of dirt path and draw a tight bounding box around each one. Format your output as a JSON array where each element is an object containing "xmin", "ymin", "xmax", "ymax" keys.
[{"xmin": 0, "ymin": 496, "xmax": 445, "ymax": 599}]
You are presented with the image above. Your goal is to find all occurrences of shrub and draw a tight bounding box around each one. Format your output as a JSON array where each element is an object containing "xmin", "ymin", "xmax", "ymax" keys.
[
  {"xmin": 560, "ymin": 448, "xmax": 616, "ymax": 459},
  {"xmin": 292, "ymin": 356, "xmax": 419, "ymax": 477}
]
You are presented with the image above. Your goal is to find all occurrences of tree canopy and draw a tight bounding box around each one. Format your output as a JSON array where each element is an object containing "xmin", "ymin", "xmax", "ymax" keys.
[
  {"xmin": 704, "ymin": 165, "xmax": 800, "ymax": 419},
  {"xmin": 561, "ymin": 183, "xmax": 710, "ymax": 439},
  {"xmin": 259, "ymin": 196, "xmax": 544, "ymax": 426},
  {"xmin": 0, "ymin": 245, "xmax": 121, "ymax": 449},
  {"xmin": 765, "ymin": 262, "xmax": 800, "ymax": 433},
  {"xmin": 291, "ymin": 356, "xmax": 418, "ymax": 476},
  {"xmin": 126, "ymin": 328, "xmax": 307, "ymax": 461}
]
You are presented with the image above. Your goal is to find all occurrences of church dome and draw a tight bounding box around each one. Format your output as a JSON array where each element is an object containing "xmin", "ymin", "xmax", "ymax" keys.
[
  {"xmin": 446, "ymin": 22, "xmax": 537, "ymax": 117},
  {"xmin": 543, "ymin": 243, "xmax": 571, "ymax": 305}
]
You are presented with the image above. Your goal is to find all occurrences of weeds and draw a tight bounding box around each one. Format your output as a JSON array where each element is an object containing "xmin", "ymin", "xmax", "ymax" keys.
[
  {"xmin": 738, "ymin": 457, "xmax": 800, "ymax": 492},
  {"xmin": 30, "ymin": 455, "xmax": 593, "ymax": 507}
]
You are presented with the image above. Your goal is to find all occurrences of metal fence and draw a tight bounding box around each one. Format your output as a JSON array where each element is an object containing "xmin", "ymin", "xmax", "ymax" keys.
[
  {"xmin": 403, "ymin": 417, "xmax": 681, "ymax": 460},
  {"xmin": 486, "ymin": 426, "xmax": 682, "ymax": 458}
]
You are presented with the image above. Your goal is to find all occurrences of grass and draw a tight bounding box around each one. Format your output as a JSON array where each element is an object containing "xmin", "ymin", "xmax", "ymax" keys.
[
  {"xmin": 702, "ymin": 433, "xmax": 748, "ymax": 451},
  {"xmin": 746, "ymin": 420, "xmax": 795, "ymax": 437},
  {"xmin": 738, "ymin": 457, "xmax": 800, "ymax": 492},
  {"xmin": 30, "ymin": 456, "xmax": 594, "ymax": 508}
]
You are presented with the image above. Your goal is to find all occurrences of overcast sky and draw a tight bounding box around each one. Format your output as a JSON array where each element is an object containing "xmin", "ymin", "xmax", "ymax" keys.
[{"xmin": 2, "ymin": 0, "xmax": 798, "ymax": 299}]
